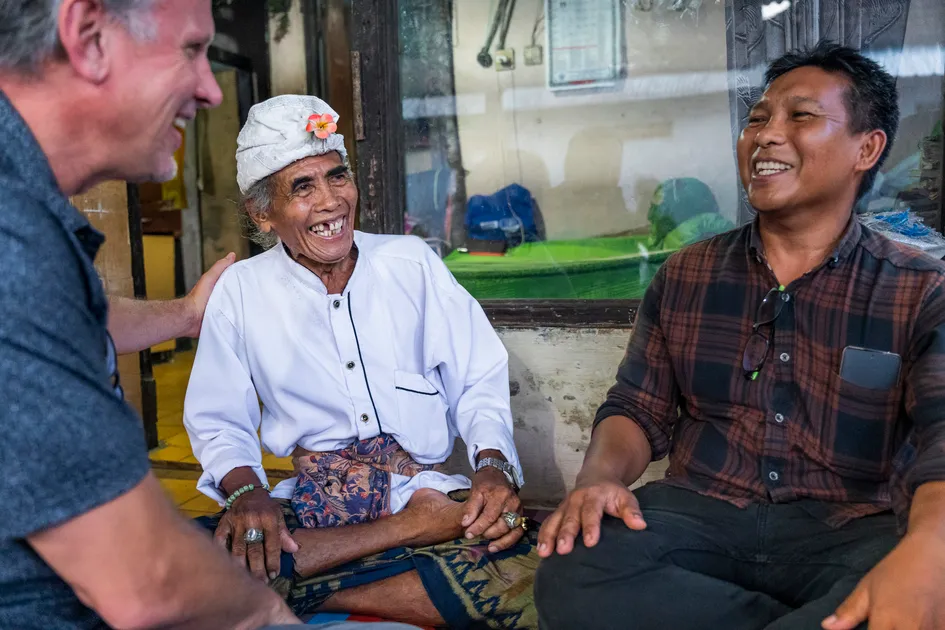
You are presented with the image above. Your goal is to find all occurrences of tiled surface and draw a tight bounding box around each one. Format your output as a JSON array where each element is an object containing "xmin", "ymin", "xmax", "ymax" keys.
[{"xmin": 151, "ymin": 349, "xmax": 293, "ymax": 515}]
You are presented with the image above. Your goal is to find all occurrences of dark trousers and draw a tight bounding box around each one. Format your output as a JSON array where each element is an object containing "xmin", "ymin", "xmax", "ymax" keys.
[{"xmin": 535, "ymin": 484, "xmax": 899, "ymax": 630}]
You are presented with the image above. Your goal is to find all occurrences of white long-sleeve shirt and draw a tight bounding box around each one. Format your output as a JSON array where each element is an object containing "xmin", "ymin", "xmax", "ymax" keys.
[{"xmin": 184, "ymin": 232, "xmax": 522, "ymax": 510}]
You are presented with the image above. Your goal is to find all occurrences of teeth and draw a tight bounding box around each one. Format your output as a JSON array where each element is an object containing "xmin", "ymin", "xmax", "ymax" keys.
[
  {"xmin": 309, "ymin": 217, "xmax": 345, "ymax": 237},
  {"xmin": 174, "ymin": 118, "xmax": 188, "ymax": 130},
  {"xmin": 754, "ymin": 160, "xmax": 792, "ymax": 174}
]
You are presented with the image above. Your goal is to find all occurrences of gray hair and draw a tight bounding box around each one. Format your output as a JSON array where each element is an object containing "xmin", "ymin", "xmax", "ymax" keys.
[
  {"xmin": 239, "ymin": 175, "xmax": 280, "ymax": 250},
  {"xmin": 0, "ymin": 0, "xmax": 154, "ymax": 74}
]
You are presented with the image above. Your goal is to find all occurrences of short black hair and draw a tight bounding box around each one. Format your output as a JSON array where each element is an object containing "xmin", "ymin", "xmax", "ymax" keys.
[{"xmin": 764, "ymin": 40, "xmax": 900, "ymax": 201}]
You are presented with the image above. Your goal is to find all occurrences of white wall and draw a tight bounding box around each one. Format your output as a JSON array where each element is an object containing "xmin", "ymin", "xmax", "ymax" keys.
[
  {"xmin": 449, "ymin": 0, "xmax": 739, "ymax": 240},
  {"xmin": 445, "ymin": 327, "xmax": 668, "ymax": 507}
]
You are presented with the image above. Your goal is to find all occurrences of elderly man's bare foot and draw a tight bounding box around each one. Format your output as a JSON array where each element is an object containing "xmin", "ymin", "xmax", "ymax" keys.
[{"xmin": 399, "ymin": 488, "xmax": 467, "ymax": 547}]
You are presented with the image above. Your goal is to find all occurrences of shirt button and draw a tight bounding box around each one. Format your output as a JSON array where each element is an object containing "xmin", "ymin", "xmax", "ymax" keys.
[
  {"xmin": 781, "ymin": 293, "xmax": 791, "ymax": 303},
  {"xmin": 333, "ymin": 300, "xmax": 341, "ymax": 309},
  {"xmin": 346, "ymin": 361, "xmax": 356, "ymax": 370},
  {"xmin": 360, "ymin": 413, "xmax": 370, "ymax": 424},
  {"xmin": 775, "ymin": 413, "xmax": 785, "ymax": 423},
  {"xmin": 768, "ymin": 471, "xmax": 780, "ymax": 482},
  {"xmin": 779, "ymin": 352, "xmax": 790, "ymax": 363}
]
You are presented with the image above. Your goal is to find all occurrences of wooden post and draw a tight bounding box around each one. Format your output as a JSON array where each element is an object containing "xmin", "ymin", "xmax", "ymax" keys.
[{"xmin": 70, "ymin": 182, "xmax": 146, "ymax": 422}]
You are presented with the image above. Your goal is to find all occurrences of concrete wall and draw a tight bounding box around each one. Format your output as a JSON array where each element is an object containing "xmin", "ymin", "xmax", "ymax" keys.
[
  {"xmin": 448, "ymin": 0, "xmax": 738, "ymax": 240},
  {"xmin": 197, "ymin": 70, "xmax": 250, "ymax": 269},
  {"xmin": 445, "ymin": 326, "xmax": 668, "ymax": 507},
  {"xmin": 269, "ymin": 0, "xmax": 308, "ymax": 96}
]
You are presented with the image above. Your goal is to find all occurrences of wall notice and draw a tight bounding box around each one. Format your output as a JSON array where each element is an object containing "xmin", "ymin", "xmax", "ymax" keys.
[{"xmin": 546, "ymin": 0, "xmax": 621, "ymax": 91}]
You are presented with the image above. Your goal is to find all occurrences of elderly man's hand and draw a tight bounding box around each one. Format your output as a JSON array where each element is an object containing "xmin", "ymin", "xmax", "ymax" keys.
[
  {"xmin": 214, "ymin": 489, "xmax": 299, "ymax": 582},
  {"xmin": 461, "ymin": 462, "xmax": 524, "ymax": 554},
  {"xmin": 183, "ymin": 252, "xmax": 236, "ymax": 337},
  {"xmin": 822, "ymin": 531, "xmax": 945, "ymax": 630}
]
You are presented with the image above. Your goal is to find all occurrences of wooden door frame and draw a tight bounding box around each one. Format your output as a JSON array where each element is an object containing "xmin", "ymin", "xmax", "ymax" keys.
[{"xmin": 349, "ymin": 0, "xmax": 405, "ymax": 236}]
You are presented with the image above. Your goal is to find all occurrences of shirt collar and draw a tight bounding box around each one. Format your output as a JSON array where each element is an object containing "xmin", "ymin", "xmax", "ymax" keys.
[
  {"xmin": 748, "ymin": 214, "xmax": 863, "ymax": 268},
  {"xmin": 0, "ymin": 89, "xmax": 93, "ymax": 235},
  {"xmin": 275, "ymin": 231, "xmax": 367, "ymax": 296}
]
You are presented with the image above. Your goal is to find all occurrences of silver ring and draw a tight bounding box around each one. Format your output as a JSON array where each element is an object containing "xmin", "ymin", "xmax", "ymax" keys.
[
  {"xmin": 502, "ymin": 511, "xmax": 520, "ymax": 529},
  {"xmin": 244, "ymin": 528, "xmax": 265, "ymax": 544}
]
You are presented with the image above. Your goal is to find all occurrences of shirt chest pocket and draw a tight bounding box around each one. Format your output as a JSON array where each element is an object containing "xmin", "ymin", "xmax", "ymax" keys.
[
  {"xmin": 822, "ymin": 375, "xmax": 903, "ymax": 480},
  {"xmin": 392, "ymin": 370, "xmax": 451, "ymax": 460}
]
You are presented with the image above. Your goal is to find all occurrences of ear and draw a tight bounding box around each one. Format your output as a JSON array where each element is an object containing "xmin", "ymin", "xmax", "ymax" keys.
[
  {"xmin": 854, "ymin": 129, "xmax": 888, "ymax": 175},
  {"xmin": 244, "ymin": 200, "xmax": 273, "ymax": 233},
  {"xmin": 58, "ymin": 0, "xmax": 112, "ymax": 83}
]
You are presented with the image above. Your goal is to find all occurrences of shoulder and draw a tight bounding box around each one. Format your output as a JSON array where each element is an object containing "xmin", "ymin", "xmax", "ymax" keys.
[
  {"xmin": 358, "ymin": 232, "xmax": 436, "ymax": 264},
  {"xmin": 359, "ymin": 232, "xmax": 464, "ymax": 296},
  {"xmin": 215, "ymin": 246, "xmax": 283, "ymax": 290},
  {"xmin": 660, "ymin": 222, "xmax": 748, "ymax": 278},
  {"xmin": 859, "ymin": 226, "xmax": 945, "ymax": 276},
  {"xmin": 0, "ymin": 175, "xmax": 66, "ymax": 238},
  {"xmin": 0, "ymin": 180, "xmax": 88, "ymax": 300}
]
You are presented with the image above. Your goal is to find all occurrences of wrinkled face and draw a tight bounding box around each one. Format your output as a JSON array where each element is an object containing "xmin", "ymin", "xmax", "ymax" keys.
[
  {"xmin": 257, "ymin": 152, "xmax": 358, "ymax": 265},
  {"xmin": 736, "ymin": 66, "xmax": 884, "ymax": 215},
  {"xmin": 102, "ymin": 0, "xmax": 223, "ymax": 182}
]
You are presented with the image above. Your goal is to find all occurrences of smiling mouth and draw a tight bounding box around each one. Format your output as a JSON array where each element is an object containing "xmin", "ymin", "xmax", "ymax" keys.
[
  {"xmin": 309, "ymin": 216, "xmax": 346, "ymax": 239},
  {"xmin": 753, "ymin": 160, "xmax": 794, "ymax": 178}
]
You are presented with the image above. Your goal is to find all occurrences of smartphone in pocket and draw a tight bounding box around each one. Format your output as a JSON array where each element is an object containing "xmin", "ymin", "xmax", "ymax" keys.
[{"xmin": 839, "ymin": 346, "xmax": 902, "ymax": 390}]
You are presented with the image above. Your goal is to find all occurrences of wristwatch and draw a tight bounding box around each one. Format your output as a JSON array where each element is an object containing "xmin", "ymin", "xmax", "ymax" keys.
[{"xmin": 476, "ymin": 457, "xmax": 523, "ymax": 491}]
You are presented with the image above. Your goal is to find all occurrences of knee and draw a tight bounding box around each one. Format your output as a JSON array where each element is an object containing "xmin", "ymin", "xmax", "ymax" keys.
[
  {"xmin": 535, "ymin": 545, "xmax": 611, "ymax": 627},
  {"xmin": 535, "ymin": 523, "xmax": 658, "ymax": 627},
  {"xmin": 534, "ymin": 551, "xmax": 577, "ymax": 608}
]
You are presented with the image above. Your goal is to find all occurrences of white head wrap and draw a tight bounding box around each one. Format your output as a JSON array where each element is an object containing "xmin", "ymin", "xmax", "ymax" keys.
[{"xmin": 235, "ymin": 94, "xmax": 348, "ymax": 194}]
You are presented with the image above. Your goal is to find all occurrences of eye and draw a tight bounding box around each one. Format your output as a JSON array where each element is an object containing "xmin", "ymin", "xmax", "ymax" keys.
[
  {"xmin": 328, "ymin": 172, "xmax": 349, "ymax": 185},
  {"xmin": 184, "ymin": 44, "xmax": 202, "ymax": 60},
  {"xmin": 747, "ymin": 114, "xmax": 766, "ymax": 125},
  {"xmin": 792, "ymin": 111, "xmax": 813, "ymax": 120}
]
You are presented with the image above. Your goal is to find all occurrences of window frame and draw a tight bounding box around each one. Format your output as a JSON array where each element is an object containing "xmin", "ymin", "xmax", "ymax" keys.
[
  {"xmin": 348, "ymin": 0, "xmax": 945, "ymax": 329},
  {"xmin": 349, "ymin": 0, "xmax": 644, "ymax": 327}
]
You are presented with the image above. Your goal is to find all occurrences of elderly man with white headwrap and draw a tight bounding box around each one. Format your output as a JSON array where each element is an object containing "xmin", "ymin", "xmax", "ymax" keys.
[{"xmin": 183, "ymin": 95, "xmax": 538, "ymax": 628}]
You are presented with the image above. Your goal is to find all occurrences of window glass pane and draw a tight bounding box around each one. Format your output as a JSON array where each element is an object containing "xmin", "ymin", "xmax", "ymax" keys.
[{"xmin": 397, "ymin": 0, "xmax": 945, "ymax": 301}]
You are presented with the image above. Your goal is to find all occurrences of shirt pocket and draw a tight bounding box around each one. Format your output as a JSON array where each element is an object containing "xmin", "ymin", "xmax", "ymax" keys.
[
  {"xmin": 821, "ymin": 375, "xmax": 902, "ymax": 480},
  {"xmin": 392, "ymin": 370, "xmax": 451, "ymax": 461}
]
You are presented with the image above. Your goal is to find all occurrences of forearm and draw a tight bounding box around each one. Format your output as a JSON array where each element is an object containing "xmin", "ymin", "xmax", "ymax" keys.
[
  {"xmin": 139, "ymin": 503, "xmax": 289, "ymax": 629},
  {"xmin": 578, "ymin": 416, "xmax": 653, "ymax": 487},
  {"xmin": 907, "ymin": 481, "xmax": 945, "ymax": 540},
  {"xmin": 476, "ymin": 448, "xmax": 505, "ymax": 464},
  {"xmin": 220, "ymin": 466, "xmax": 267, "ymax": 497},
  {"xmin": 292, "ymin": 512, "xmax": 429, "ymax": 578},
  {"xmin": 30, "ymin": 473, "xmax": 289, "ymax": 630},
  {"xmin": 108, "ymin": 296, "xmax": 197, "ymax": 355}
]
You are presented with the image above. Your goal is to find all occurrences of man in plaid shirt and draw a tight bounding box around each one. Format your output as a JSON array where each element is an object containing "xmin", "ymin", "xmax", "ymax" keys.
[{"xmin": 535, "ymin": 42, "xmax": 945, "ymax": 630}]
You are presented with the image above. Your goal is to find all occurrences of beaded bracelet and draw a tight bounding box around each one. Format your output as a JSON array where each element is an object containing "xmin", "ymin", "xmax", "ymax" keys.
[{"xmin": 224, "ymin": 482, "xmax": 270, "ymax": 510}]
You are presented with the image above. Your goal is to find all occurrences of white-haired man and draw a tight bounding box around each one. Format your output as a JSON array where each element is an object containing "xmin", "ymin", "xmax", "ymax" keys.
[
  {"xmin": 0, "ymin": 2, "xmax": 412, "ymax": 629},
  {"xmin": 183, "ymin": 94, "xmax": 539, "ymax": 628}
]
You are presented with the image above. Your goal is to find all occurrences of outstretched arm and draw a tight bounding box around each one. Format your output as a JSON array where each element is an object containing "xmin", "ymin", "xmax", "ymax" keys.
[{"xmin": 108, "ymin": 253, "xmax": 234, "ymax": 354}]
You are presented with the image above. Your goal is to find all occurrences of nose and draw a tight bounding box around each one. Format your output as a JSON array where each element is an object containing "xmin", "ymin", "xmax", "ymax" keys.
[
  {"xmin": 195, "ymin": 56, "xmax": 224, "ymax": 109},
  {"xmin": 754, "ymin": 116, "xmax": 787, "ymax": 148},
  {"xmin": 312, "ymin": 179, "xmax": 346, "ymax": 213}
]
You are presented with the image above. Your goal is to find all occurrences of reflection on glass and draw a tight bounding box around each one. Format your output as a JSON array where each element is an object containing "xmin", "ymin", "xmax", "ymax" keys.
[{"xmin": 398, "ymin": 0, "xmax": 944, "ymax": 300}]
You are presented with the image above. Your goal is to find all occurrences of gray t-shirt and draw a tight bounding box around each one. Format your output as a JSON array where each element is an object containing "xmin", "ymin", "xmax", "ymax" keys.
[{"xmin": 0, "ymin": 93, "xmax": 150, "ymax": 627}]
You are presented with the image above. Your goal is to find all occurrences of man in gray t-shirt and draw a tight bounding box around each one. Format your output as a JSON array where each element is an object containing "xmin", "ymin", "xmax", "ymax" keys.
[{"xmin": 0, "ymin": 1, "xmax": 315, "ymax": 628}]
